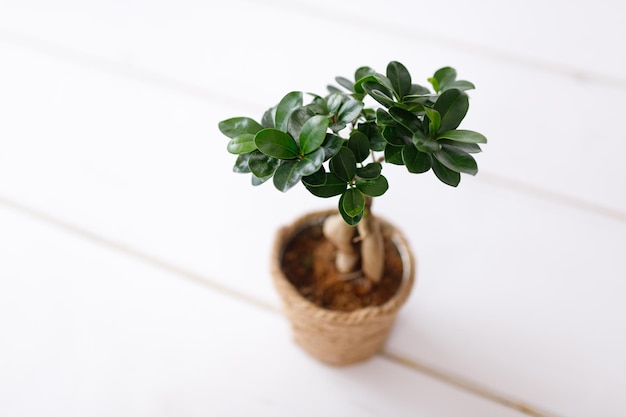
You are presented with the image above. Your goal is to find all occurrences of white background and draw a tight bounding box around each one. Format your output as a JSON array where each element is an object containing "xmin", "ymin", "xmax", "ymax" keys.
[{"xmin": 1, "ymin": 1, "xmax": 625, "ymax": 416}]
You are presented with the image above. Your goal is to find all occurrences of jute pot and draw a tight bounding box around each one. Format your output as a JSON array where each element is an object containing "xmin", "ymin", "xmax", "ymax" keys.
[{"xmin": 271, "ymin": 209, "xmax": 416, "ymax": 366}]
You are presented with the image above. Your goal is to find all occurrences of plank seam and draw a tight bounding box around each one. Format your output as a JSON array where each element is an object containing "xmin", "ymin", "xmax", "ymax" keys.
[
  {"xmin": 0, "ymin": 195, "xmax": 562, "ymax": 417},
  {"xmin": 1, "ymin": 28, "xmax": 624, "ymax": 223}
]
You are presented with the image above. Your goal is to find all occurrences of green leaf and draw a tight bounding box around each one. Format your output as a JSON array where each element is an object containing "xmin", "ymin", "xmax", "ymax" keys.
[
  {"xmin": 357, "ymin": 121, "xmax": 386, "ymax": 152},
  {"xmin": 434, "ymin": 89, "xmax": 469, "ymax": 133},
  {"xmin": 355, "ymin": 66, "xmax": 375, "ymax": 81},
  {"xmin": 373, "ymin": 74, "xmax": 395, "ymax": 94},
  {"xmin": 251, "ymin": 174, "xmax": 271, "ymax": 186},
  {"xmin": 337, "ymin": 98, "xmax": 364, "ymax": 125},
  {"xmin": 248, "ymin": 151, "xmax": 280, "ymax": 178},
  {"xmin": 437, "ymin": 129, "xmax": 487, "ymax": 144},
  {"xmin": 434, "ymin": 146, "xmax": 478, "ymax": 175},
  {"xmin": 354, "ymin": 74, "xmax": 394, "ymax": 95},
  {"xmin": 287, "ymin": 106, "xmax": 315, "ymax": 141},
  {"xmin": 329, "ymin": 147, "xmax": 357, "ymax": 182},
  {"xmin": 275, "ymin": 91, "xmax": 303, "ymax": 131},
  {"xmin": 251, "ymin": 176, "xmax": 271, "ymax": 186},
  {"xmin": 427, "ymin": 77, "xmax": 439, "ymax": 93},
  {"xmin": 261, "ymin": 107, "xmax": 275, "ymax": 128},
  {"xmin": 447, "ymin": 80, "xmax": 475, "ymax": 91},
  {"xmin": 382, "ymin": 125, "xmax": 412, "ymax": 146},
  {"xmin": 410, "ymin": 84, "xmax": 432, "ymax": 95},
  {"xmin": 362, "ymin": 82, "xmax": 396, "ymax": 108},
  {"xmin": 254, "ymin": 129, "xmax": 299, "ymax": 159},
  {"xmin": 338, "ymin": 210, "xmax": 362, "ymax": 226},
  {"xmin": 321, "ymin": 133, "xmax": 343, "ymax": 160},
  {"xmin": 389, "ymin": 106, "xmax": 422, "ymax": 132},
  {"xmin": 321, "ymin": 174, "xmax": 349, "ymax": 196},
  {"xmin": 299, "ymin": 115, "xmax": 329, "ymax": 155},
  {"xmin": 218, "ymin": 117, "xmax": 264, "ymax": 139},
  {"xmin": 412, "ymin": 130, "xmax": 441, "ymax": 153},
  {"xmin": 296, "ymin": 148, "xmax": 325, "ymax": 176},
  {"xmin": 338, "ymin": 194, "xmax": 363, "ymax": 226},
  {"xmin": 403, "ymin": 93, "xmax": 434, "ymax": 105},
  {"xmin": 327, "ymin": 93, "xmax": 343, "ymax": 113},
  {"xmin": 398, "ymin": 101, "xmax": 427, "ymax": 113},
  {"xmin": 327, "ymin": 85, "xmax": 342, "ymax": 94},
  {"xmin": 439, "ymin": 139, "xmax": 482, "ymax": 154},
  {"xmin": 386, "ymin": 61, "xmax": 412, "ymax": 100},
  {"xmin": 348, "ymin": 131, "xmax": 370, "ymax": 163},
  {"xmin": 384, "ymin": 144, "xmax": 404, "ymax": 165},
  {"xmin": 354, "ymin": 75, "xmax": 376, "ymax": 94},
  {"xmin": 303, "ymin": 172, "xmax": 347, "ymax": 198},
  {"xmin": 342, "ymin": 188, "xmax": 365, "ymax": 217},
  {"xmin": 309, "ymin": 95, "xmax": 328, "ymax": 113},
  {"xmin": 339, "ymin": 210, "xmax": 363, "ymax": 226},
  {"xmin": 423, "ymin": 107, "xmax": 441, "ymax": 137},
  {"xmin": 335, "ymin": 76, "xmax": 354, "ymax": 91},
  {"xmin": 227, "ymin": 134, "xmax": 257, "ymax": 154},
  {"xmin": 233, "ymin": 153, "xmax": 252, "ymax": 173},
  {"xmin": 362, "ymin": 108, "xmax": 376, "ymax": 121},
  {"xmin": 356, "ymin": 175, "xmax": 388, "ymax": 197},
  {"xmin": 402, "ymin": 145, "xmax": 432, "ymax": 173},
  {"xmin": 432, "ymin": 67, "xmax": 457, "ymax": 92},
  {"xmin": 356, "ymin": 162, "xmax": 382, "ymax": 179},
  {"xmin": 431, "ymin": 157, "xmax": 461, "ymax": 187},
  {"xmin": 273, "ymin": 160, "xmax": 302, "ymax": 192},
  {"xmin": 376, "ymin": 108, "xmax": 397, "ymax": 127},
  {"xmin": 302, "ymin": 167, "xmax": 326, "ymax": 186},
  {"xmin": 329, "ymin": 122, "xmax": 347, "ymax": 134}
]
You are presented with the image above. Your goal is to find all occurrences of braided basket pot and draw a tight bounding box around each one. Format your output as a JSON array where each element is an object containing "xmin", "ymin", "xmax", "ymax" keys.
[{"xmin": 271, "ymin": 209, "xmax": 416, "ymax": 366}]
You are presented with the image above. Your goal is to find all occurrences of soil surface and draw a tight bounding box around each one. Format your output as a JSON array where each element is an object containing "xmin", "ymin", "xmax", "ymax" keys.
[{"xmin": 280, "ymin": 221, "xmax": 404, "ymax": 312}]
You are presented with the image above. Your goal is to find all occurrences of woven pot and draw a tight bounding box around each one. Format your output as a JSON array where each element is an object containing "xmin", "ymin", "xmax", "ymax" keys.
[{"xmin": 271, "ymin": 209, "xmax": 416, "ymax": 366}]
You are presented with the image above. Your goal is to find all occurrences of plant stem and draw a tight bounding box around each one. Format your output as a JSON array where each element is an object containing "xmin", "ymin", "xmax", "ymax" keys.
[{"xmin": 364, "ymin": 195, "xmax": 373, "ymax": 214}]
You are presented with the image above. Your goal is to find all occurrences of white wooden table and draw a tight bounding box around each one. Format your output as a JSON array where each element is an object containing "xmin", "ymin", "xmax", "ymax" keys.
[{"xmin": 1, "ymin": 1, "xmax": 625, "ymax": 416}]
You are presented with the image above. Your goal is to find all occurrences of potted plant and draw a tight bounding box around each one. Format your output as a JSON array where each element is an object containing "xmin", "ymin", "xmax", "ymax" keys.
[{"xmin": 218, "ymin": 61, "xmax": 486, "ymax": 365}]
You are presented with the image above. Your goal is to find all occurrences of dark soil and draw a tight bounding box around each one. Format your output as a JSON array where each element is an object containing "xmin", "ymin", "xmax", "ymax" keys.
[{"xmin": 280, "ymin": 221, "xmax": 404, "ymax": 312}]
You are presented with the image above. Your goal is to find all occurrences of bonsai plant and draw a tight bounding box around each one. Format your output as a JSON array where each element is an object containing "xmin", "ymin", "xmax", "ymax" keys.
[{"xmin": 218, "ymin": 61, "xmax": 486, "ymax": 365}]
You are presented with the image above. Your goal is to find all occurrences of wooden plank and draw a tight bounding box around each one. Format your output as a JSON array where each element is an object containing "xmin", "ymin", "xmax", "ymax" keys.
[
  {"xmin": 246, "ymin": 0, "xmax": 626, "ymax": 84},
  {"xmin": 1, "ymin": 27, "xmax": 626, "ymax": 416},
  {"xmin": 0, "ymin": 1, "xmax": 624, "ymax": 212},
  {"xmin": 377, "ymin": 178, "xmax": 626, "ymax": 417},
  {"xmin": 1, "ymin": 0, "xmax": 624, "ymax": 82},
  {"xmin": 0, "ymin": 204, "xmax": 527, "ymax": 417}
]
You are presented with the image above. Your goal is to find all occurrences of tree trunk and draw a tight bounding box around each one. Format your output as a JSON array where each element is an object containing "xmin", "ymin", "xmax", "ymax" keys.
[
  {"xmin": 357, "ymin": 214, "xmax": 384, "ymax": 282},
  {"xmin": 322, "ymin": 214, "xmax": 359, "ymax": 274},
  {"xmin": 322, "ymin": 209, "xmax": 385, "ymax": 283}
]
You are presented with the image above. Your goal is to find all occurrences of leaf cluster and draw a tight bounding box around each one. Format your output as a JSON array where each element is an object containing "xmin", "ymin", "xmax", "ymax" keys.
[{"xmin": 218, "ymin": 61, "xmax": 487, "ymax": 225}]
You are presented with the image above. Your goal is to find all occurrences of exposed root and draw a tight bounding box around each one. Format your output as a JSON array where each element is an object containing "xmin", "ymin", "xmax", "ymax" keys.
[
  {"xmin": 322, "ymin": 214, "xmax": 358, "ymax": 273},
  {"xmin": 323, "ymin": 212, "xmax": 385, "ymax": 284},
  {"xmin": 357, "ymin": 215, "xmax": 384, "ymax": 283}
]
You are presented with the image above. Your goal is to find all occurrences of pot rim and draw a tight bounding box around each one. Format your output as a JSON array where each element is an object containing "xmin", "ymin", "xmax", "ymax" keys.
[{"xmin": 271, "ymin": 209, "xmax": 416, "ymax": 324}]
